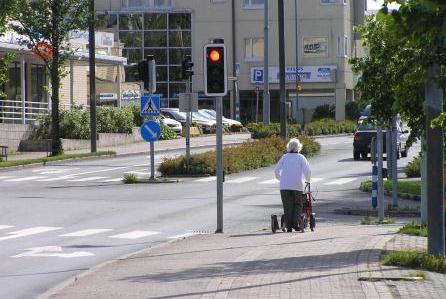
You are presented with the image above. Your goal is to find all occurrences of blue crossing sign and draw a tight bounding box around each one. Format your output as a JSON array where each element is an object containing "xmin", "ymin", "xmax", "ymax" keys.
[
  {"xmin": 140, "ymin": 95, "xmax": 160, "ymax": 117},
  {"xmin": 140, "ymin": 120, "xmax": 161, "ymax": 142}
]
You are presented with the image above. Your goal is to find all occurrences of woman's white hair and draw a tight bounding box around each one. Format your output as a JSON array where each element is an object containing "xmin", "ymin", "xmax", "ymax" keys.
[{"xmin": 286, "ymin": 138, "xmax": 303, "ymax": 153}]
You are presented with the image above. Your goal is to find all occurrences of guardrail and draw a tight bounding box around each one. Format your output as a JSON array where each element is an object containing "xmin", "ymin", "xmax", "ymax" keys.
[{"xmin": 0, "ymin": 97, "xmax": 49, "ymax": 123}]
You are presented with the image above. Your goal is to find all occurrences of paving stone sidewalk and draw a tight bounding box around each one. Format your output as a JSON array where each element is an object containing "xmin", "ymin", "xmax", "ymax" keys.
[
  {"xmin": 7, "ymin": 133, "xmax": 252, "ymax": 161},
  {"xmin": 44, "ymin": 219, "xmax": 446, "ymax": 299}
]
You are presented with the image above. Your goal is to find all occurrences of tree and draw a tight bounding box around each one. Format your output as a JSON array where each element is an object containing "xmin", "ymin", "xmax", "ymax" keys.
[
  {"xmin": 8, "ymin": 0, "xmax": 89, "ymax": 155},
  {"xmin": 0, "ymin": 1, "xmax": 18, "ymax": 98}
]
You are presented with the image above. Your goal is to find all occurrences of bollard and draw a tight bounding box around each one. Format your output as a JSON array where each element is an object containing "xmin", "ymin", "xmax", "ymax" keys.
[{"xmin": 372, "ymin": 165, "xmax": 378, "ymax": 209}]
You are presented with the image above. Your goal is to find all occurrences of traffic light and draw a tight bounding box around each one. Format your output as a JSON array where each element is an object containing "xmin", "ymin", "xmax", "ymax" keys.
[
  {"xmin": 124, "ymin": 55, "xmax": 156, "ymax": 93},
  {"xmin": 182, "ymin": 55, "xmax": 194, "ymax": 80},
  {"xmin": 204, "ymin": 44, "xmax": 227, "ymax": 96}
]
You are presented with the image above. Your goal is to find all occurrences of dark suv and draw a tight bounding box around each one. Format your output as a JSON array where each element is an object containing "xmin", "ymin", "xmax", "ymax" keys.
[{"xmin": 353, "ymin": 121, "xmax": 408, "ymax": 160}]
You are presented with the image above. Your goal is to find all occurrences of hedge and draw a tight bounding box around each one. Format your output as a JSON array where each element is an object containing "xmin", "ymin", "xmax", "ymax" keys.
[
  {"xmin": 246, "ymin": 119, "xmax": 356, "ymax": 139},
  {"xmin": 405, "ymin": 156, "xmax": 420, "ymax": 178},
  {"xmin": 158, "ymin": 136, "xmax": 320, "ymax": 176}
]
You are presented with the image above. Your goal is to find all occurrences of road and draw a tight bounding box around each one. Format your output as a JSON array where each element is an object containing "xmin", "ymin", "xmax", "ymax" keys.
[{"xmin": 0, "ymin": 136, "xmax": 420, "ymax": 299}]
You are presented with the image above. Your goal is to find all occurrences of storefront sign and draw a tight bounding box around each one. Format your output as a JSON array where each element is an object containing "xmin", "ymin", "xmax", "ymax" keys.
[
  {"xmin": 251, "ymin": 65, "xmax": 337, "ymax": 84},
  {"xmin": 99, "ymin": 93, "xmax": 118, "ymax": 103},
  {"xmin": 303, "ymin": 37, "xmax": 328, "ymax": 57}
]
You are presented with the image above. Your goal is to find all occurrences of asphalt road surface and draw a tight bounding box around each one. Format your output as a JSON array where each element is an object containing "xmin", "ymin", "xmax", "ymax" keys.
[{"xmin": 0, "ymin": 136, "xmax": 420, "ymax": 299}]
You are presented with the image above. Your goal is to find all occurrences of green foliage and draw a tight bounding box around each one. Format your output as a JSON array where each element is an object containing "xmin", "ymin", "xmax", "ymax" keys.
[
  {"xmin": 97, "ymin": 106, "xmax": 133, "ymax": 134},
  {"xmin": 405, "ymin": 156, "xmax": 421, "ymax": 178},
  {"xmin": 345, "ymin": 101, "xmax": 361, "ymax": 121},
  {"xmin": 304, "ymin": 119, "xmax": 356, "ymax": 136},
  {"xmin": 158, "ymin": 136, "xmax": 320, "ymax": 176},
  {"xmin": 361, "ymin": 216, "xmax": 395, "ymax": 225},
  {"xmin": 123, "ymin": 173, "xmax": 137, "ymax": 184},
  {"xmin": 360, "ymin": 180, "xmax": 420, "ymax": 196},
  {"xmin": 398, "ymin": 223, "xmax": 428, "ymax": 237},
  {"xmin": 160, "ymin": 125, "xmax": 177, "ymax": 140},
  {"xmin": 230, "ymin": 123, "xmax": 243, "ymax": 132},
  {"xmin": 59, "ymin": 108, "xmax": 90, "ymax": 139},
  {"xmin": 383, "ymin": 250, "xmax": 446, "ymax": 274},
  {"xmin": 312, "ymin": 104, "xmax": 335, "ymax": 120}
]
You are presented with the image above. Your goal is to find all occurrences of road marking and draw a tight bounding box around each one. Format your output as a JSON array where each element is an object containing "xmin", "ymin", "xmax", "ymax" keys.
[
  {"xmin": 324, "ymin": 178, "xmax": 357, "ymax": 185},
  {"xmin": 100, "ymin": 178, "xmax": 123, "ymax": 182},
  {"xmin": 68, "ymin": 176, "xmax": 108, "ymax": 182},
  {"xmin": 37, "ymin": 175, "xmax": 76, "ymax": 182},
  {"xmin": 109, "ymin": 230, "xmax": 160, "ymax": 240},
  {"xmin": 4, "ymin": 176, "xmax": 45, "ymax": 182},
  {"xmin": 193, "ymin": 177, "xmax": 216, "ymax": 182},
  {"xmin": 168, "ymin": 232, "xmax": 205, "ymax": 239},
  {"xmin": 33, "ymin": 168, "xmax": 79, "ymax": 174},
  {"xmin": 12, "ymin": 246, "xmax": 94, "ymax": 258},
  {"xmin": 0, "ymin": 226, "xmax": 61, "ymax": 241},
  {"xmin": 0, "ymin": 176, "xmax": 16, "ymax": 180},
  {"xmin": 310, "ymin": 177, "xmax": 324, "ymax": 183},
  {"xmin": 125, "ymin": 171, "xmax": 149, "ymax": 176},
  {"xmin": 225, "ymin": 177, "xmax": 258, "ymax": 184},
  {"xmin": 59, "ymin": 229, "xmax": 113, "ymax": 237},
  {"xmin": 0, "ymin": 225, "xmax": 14, "ymax": 230},
  {"xmin": 259, "ymin": 179, "xmax": 279, "ymax": 184}
]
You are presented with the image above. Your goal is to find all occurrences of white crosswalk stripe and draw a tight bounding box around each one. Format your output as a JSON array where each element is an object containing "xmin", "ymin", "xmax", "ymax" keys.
[
  {"xmin": 324, "ymin": 178, "xmax": 357, "ymax": 185},
  {"xmin": 109, "ymin": 230, "xmax": 160, "ymax": 240},
  {"xmin": 4, "ymin": 176, "xmax": 45, "ymax": 182},
  {"xmin": 0, "ymin": 225, "xmax": 14, "ymax": 230},
  {"xmin": 37, "ymin": 175, "xmax": 78, "ymax": 182},
  {"xmin": 193, "ymin": 176, "xmax": 216, "ymax": 182},
  {"xmin": 0, "ymin": 226, "xmax": 61, "ymax": 241},
  {"xmin": 100, "ymin": 178, "xmax": 123, "ymax": 182},
  {"xmin": 259, "ymin": 179, "xmax": 279, "ymax": 184},
  {"xmin": 310, "ymin": 177, "xmax": 324, "ymax": 183},
  {"xmin": 225, "ymin": 177, "xmax": 258, "ymax": 184},
  {"xmin": 68, "ymin": 176, "xmax": 109, "ymax": 182},
  {"xmin": 59, "ymin": 229, "xmax": 113, "ymax": 237},
  {"xmin": 0, "ymin": 176, "xmax": 16, "ymax": 180}
]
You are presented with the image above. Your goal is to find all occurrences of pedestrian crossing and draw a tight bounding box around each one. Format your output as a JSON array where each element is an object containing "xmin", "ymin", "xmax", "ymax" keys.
[{"xmin": 0, "ymin": 170, "xmax": 366, "ymax": 186}]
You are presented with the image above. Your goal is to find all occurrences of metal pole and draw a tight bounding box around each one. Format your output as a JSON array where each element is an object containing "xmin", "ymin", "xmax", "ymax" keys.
[
  {"xmin": 89, "ymin": 0, "xmax": 97, "ymax": 153},
  {"xmin": 150, "ymin": 142, "xmax": 155, "ymax": 180},
  {"xmin": 262, "ymin": 0, "xmax": 270, "ymax": 125},
  {"xmin": 295, "ymin": 0, "xmax": 299, "ymax": 123},
  {"xmin": 377, "ymin": 126, "xmax": 384, "ymax": 222},
  {"xmin": 386, "ymin": 127, "xmax": 392, "ymax": 179},
  {"xmin": 391, "ymin": 117, "xmax": 398, "ymax": 207},
  {"xmin": 216, "ymin": 96, "xmax": 224, "ymax": 233},
  {"xmin": 278, "ymin": 0, "xmax": 287, "ymax": 137},
  {"xmin": 421, "ymin": 135, "xmax": 427, "ymax": 226},
  {"xmin": 186, "ymin": 78, "xmax": 191, "ymax": 167},
  {"xmin": 70, "ymin": 60, "xmax": 74, "ymax": 110},
  {"xmin": 256, "ymin": 89, "xmax": 259, "ymax": 122},
  {"xmin": 425, "ymin": 64, "xmax": 444, "ymax": 257}
]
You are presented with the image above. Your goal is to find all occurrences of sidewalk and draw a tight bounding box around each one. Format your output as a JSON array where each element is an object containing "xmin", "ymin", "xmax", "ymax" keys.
[
  {"xmin": 43, "ymin": 218, "xmax": 446, "ymax": 299},
  {"xmin": 7, "ymin": 133, "xmax": 252, "ymax": 161}
]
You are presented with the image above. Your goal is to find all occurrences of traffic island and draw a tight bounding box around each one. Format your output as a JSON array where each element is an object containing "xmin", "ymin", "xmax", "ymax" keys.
[{"xmin": 122, "ymin": 173, "xmax": 179, "ymax": 184}]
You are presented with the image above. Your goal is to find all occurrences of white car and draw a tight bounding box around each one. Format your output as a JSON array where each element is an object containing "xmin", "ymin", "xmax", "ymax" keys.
[
  {"xmin": 200, "ymin": 109, "xmax": 242, "ymax": 127},
  {"xmin": 160, "ymin": 115, "xmax": 182, "ymax": 134}
]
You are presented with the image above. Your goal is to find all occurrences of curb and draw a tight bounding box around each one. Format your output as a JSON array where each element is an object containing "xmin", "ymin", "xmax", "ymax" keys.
[
  {"xmin": 36, "ymin": 233, "xmax": 212, "ymax": 299},
  {"xmin": 334, "ymin": 208, "xmax": 420, "ymax": 217},
  {"xmin": 0, "ymin": 140, "xmax": 248, "ymax": 172}
]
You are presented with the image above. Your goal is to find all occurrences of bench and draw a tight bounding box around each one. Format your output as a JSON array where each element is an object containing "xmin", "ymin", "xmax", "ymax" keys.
[{"xmin": 0, "ymin": 145, "xmax": 7, "ymax": 161}]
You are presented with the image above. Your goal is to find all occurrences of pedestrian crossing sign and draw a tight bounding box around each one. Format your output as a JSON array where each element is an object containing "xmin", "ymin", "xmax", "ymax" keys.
[{"xmin": 140, "ymin": 95, "xmax": 160, "ymax": 117}]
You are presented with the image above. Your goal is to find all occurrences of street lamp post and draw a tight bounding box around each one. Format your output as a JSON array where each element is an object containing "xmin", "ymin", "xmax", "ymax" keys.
[
  {"xmin": 295, "ymin": 0, "xmax": 299, "ymax": 124},
  {"xmin": 89, "ymin": 0, "xmax": 97, "ymax": 153}
]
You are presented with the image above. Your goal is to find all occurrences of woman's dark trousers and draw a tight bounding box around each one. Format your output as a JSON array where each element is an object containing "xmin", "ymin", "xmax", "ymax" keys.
[{"xmin": 280, "ymin": 190, "xmax": 303, "ymax": 232}]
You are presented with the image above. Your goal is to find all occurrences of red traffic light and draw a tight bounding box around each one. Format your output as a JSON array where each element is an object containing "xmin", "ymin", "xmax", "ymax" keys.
[{"xmin": 209, "ymin": 50, "xmax": 221, "ymax": 62}]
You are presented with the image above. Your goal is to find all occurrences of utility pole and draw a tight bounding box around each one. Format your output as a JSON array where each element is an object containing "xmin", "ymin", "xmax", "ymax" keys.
[
  {"xmin": 391, "ymin": 116, "xmax": 398, "ymax": 207},
  {"xmin": 263, "ymin": 0, "xmax": 270, "ymax": 125},
  {"xmin": 295, "ymin": 0, "xmax": 299, "ymax": 124},
  {"xmin": 425, "ymin": 64, "xmax": 444, "ymax": 257},
  {"xmin": 377, "ymin": 126, "xmax": 384, "ymax": 222},
  {"xmin": 89, "ymin": 0, "xmax": 97, "ymax": 153},
  {"xmin": 278, "ymin": 0, "xmax": 287, "ymax": 137}
]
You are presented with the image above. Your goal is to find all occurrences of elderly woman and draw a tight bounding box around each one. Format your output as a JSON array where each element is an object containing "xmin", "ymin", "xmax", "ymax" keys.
[{"xmin": 274, "ymin": 138, "xmax": 311, "ymax": 232}]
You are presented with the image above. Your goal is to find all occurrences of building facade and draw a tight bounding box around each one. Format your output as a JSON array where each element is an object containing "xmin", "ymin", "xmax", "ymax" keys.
[{"xmin": 96, "ymin": 0, "xmax": 366, "ymax": 122}]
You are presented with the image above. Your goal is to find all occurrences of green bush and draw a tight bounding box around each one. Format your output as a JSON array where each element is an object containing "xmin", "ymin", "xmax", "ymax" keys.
[
  {"xmin": 405, "ymin": 156, "xmax": 420, "ymax": 178},
  {"xmin": 345, "ymin": 101, "xmax": 361, "ymax": 121},
  {"xmin": 312, "ymin": 104, "xmax": 335, "ymax": 120},
  {"xmin": 160, "ymin": 125, "xmax": 177, "ymax": 140},
  {"xmin": 123, "ymin": 173, "xmax": 137, "ymax": 184},
  {"xmin": 230, "ymin": 123, "xmax": 243, "ymax": 132},
  {"xmin": 158, "ymin": 136, "xmax": 320, "ymax": 176},
  {"xmin": 97, "ymin": 106, "xmax": 133, "ymax": 134}
]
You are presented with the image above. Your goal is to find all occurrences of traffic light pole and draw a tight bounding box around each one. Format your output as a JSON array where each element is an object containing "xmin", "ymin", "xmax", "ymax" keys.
[
  {"xmin": 278, "ymin": 0, "xmax": 287, "ymax": 138},
  {"xmin": 216, "ymin": 96, "xmax": 224, "ymax": 233},
  {"xmin": 186, "ymin": 78, "xmax": 191, "ymax": 167},
  {"xmin": 263, "ymin": 0, "xmax": 270, "ymax": 125},
  {"xmin": 377, "ymin": 126, "xmax": 384, "ymax": 222},
  {"xmin": 89, "ymin": 0, "xmax": 97, "ymax": 153}
]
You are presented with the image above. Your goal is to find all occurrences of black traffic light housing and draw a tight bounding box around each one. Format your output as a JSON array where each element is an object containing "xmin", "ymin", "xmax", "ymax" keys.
[
  {"xmin": 124, "ymin": 55, "xmax": 156, "ymax": 93},
  {"xmin": 182, "ymin": 54, "xmax": 194, "ymax": 80},
  {"xmin": 204, "ymin": 43, "xmax": 227, "ymax": 96}
]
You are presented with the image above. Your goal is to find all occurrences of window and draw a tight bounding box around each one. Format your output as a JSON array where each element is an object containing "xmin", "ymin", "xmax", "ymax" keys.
[
  {"xmin": 244, "ymin": 38, "xmax": 264, "ymax": 61},
  {"xmin": 211, "ymin": 0, "xmax": 226, "ymax": 3},
  {"xmin": 243, "ymin": 0, "xmax": 264, "ymax": 9},
  {"xmin": 321, "ymin": 0, "xmax": 346, "ymax": 5},
  {"xmin": 337, "ymin": 36, "xmax": 348, "ymax": 57},
  {"xmin": 121, "ymin": 0, "xmax": 171, "ymax": 9}
]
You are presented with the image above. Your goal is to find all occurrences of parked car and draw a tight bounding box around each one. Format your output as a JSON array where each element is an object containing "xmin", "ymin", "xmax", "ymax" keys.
[
  {"xmin": 200, "ymin": 109, "xmax": 242, "ymax": 127},
  {"xmin": 195, "ymin": 110, "xmax": 231, "ymax": 128},
  {"xmin": 353, "ymin": 119, "xmax": 408, "ymax": 160},
  {"xmin": 160, "ymin": 108, "xmax": 216, "ymax": 134},
  {"xmin": 160, "ymin": 115, "xmax": 182, "ymax": 134}
]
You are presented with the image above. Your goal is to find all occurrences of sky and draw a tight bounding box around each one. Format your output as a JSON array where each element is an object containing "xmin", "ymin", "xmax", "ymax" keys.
[{"xmin": 367, "ymin": 0, "xmax": 400, "ymax": 11}]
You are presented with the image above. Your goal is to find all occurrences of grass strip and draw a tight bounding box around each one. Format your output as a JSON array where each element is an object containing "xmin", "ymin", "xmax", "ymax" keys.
[
  {"xmin": 0, "ymin": 151, "xmax": 116, "ymax": 168},
  {"xmin": 123, "ymin": 173, "xmax": 137, "ymax": 184},
  {"xmin": 398, "ymin": 223, "xmax": 428, "ymax": 237},
  {"xmin": 360, "ymin": 180, "xmax": 420, "ymax": 196},
  {"xmin": 383, "ymin": 250, "xmax": 446, "ymax": 274},
  {"xmin": 361, "ymin": 216, "xmax": 395, "ymax": 225}
]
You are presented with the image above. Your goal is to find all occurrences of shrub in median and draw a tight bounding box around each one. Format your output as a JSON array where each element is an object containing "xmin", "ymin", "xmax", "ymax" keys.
[
  {"xmin": 160, "ymin": 125, "xmax": 177, "ymax": 140},
  {"xmin": 158, "ymin": 136, "xmax": 320, "ymax": 176},
  {"xmin": 405, "ymin": 155, "xmax": 420, "ymax": 178}
]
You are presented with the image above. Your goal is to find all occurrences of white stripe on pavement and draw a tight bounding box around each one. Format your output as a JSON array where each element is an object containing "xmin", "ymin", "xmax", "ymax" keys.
[
  {"xmin": 0, "ymin": 226, "xmax": 61, "ymax": 241},
  {"xmin": 193, "ymin": 177, "xmax": 216, "ymax": 182},
  {"xmin": 37, "ymin": 175, "xmax": 76, "ymax": 182},
  {"xmin": 109, "ymin": 230, "xmax": 160, "ymax": 239},
  {"xmin": 258, "ymin": 179, "xmax": 279, "ymax": 184},
  {"xmin": 0, "ymin": 225, "xmax": 14, "ymax": 230},
  {"xmin": 324, "ymin": 178, "xmax": 357, "ymax": 185},
  {"xmin": 100, "ymin": 178, "xmax": 123, "ymax": 182},
  {"xmin": 310, "ymin": 177, "xmax": 324, "ymax": 183},
  {"xmin": 33, "ymin": 168, "xmax": 79, "ymax": 174},
  {"xmin": 4, "ymin": 176, "xmax": 45, "ymax": 182},
  {"xmin": 225, "ymin": 177, "xmax": 258, "ymax": 184},
  {"xmin": 0, "ymin": 176, "xmax": 16, "ymax": 180},
  {"xmin": 68, "ymin": 176, "xmax": 108, "ymax": 182},
  {"xmin": 59, "ymin": 229, "xmax": 113, "ymax": 237}
]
